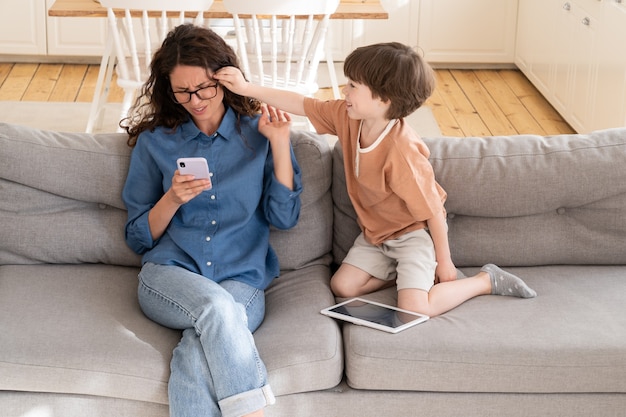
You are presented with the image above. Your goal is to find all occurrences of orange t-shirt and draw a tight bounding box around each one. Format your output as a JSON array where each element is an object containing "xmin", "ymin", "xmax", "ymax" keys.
[{"xmin": 304, "ymin": 98, "xmax": 446, "ymax": 245}]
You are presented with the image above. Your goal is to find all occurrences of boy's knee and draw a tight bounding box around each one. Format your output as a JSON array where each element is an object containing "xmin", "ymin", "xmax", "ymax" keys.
[{"xmin": 330, "ymin": 277, "xmax": 356, "ymax": 298}]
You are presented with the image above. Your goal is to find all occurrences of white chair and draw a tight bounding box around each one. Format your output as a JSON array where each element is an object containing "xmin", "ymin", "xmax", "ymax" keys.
[
  {"xmin": 87, "ymin": 0, "xmax": 214, "ymax": 133},
  {"xmin": 222, "ymin": 0, "xmax": 341, "ymax": 100}
]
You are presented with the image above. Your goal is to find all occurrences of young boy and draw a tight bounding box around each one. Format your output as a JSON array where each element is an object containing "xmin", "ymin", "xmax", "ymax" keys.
[{"xmin": 215, "ymin": 42, "xmax": 536, "ymax": 317}]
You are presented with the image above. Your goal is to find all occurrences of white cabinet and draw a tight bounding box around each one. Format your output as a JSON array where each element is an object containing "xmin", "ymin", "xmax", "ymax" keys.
[
  {"xmin": 0, "ymin": 0, "xmax": 106, "ymax": 57},
  {"xmin": 514, "ymin": 0, "xmax": 555, "ymax": 93},
  {"xmin": 516, "ymin": 0, "xmax": 626, "ymax": 132},
  {"xmin": 552, "ymin": 0, "xmax": 598, "ymax": 131},
  {"xmin": 330, "ymin": 0, "xmax": 518, "ymax": 67},
  {"xmin": 416, "ymin": 0, "xmax": 519, "ymax": 64},
  {"xmin": 592, "ymin": 0, "xmax": 626, "ymax": 130},
  {"xmin": 45, "ymin": 0, "xmax": 107, "ymax": 56},
  {"xmin": 0, "ymin": 0, "xmax": 47, "ymax": 55}
]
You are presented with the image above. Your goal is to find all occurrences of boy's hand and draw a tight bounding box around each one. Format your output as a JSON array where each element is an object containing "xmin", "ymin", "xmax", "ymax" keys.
[
  {"xmin": 435, "ymin": 258, "xmax": 458, "ymax": 284},
  {"xmin": 214, "ymin": 66, "xmax": 249, "ymax": 96},
  {"xmin": 258, "ymin": 105, "xmax": 291, "ymax": 145}
]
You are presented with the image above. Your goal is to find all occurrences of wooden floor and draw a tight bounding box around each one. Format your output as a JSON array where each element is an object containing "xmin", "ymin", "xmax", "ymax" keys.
[{"xmin": 0, "ymin": 62, "xmax": 575, "ymax": 137}]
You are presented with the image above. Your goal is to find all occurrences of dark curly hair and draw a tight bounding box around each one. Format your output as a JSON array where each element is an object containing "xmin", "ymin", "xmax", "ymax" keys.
[
  {"xmin": 343, "ymin": 42, "xmax": 435, "ymax": 120},
  {"xmin": 121, "ymin": 24, "xmax": 262, "ymax": 146}
]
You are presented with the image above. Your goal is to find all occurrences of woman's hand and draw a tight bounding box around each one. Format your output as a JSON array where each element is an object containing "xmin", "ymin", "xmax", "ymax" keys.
[
  {"xmin": 147, "ymin": 172, "xmax": 210, "ymax": 241},
  {"xmin": 167, "ymin": 171, "xmax": 212, "ymax": 205},
  {"xmin": 258, "ymin": 105, "xmax": 291, "ymax": 146},
  {"xmin": 258, "ymin": 105, "xmax": 294, "ymax": 191}
]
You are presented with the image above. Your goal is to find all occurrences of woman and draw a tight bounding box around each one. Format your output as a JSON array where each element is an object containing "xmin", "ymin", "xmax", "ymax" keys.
[{"xmin": 122, "ymin": 24, "xmax": 302, "ymax": 417}]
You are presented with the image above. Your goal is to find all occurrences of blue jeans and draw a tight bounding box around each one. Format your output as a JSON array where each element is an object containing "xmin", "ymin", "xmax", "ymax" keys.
[{"xmin": 137, "ymin": 262, "xmax": 275, "ymax": 417}]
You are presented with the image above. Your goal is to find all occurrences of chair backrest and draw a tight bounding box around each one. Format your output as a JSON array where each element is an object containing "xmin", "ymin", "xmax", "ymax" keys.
[
  {"xmin": 222, "ymin": 0, "xmax": 339, "ymax": 16},
  {"xmin": 99, "ymin": 0, "xmax": 214, "ymax": 86},
  {"xmin": 222, "ymin": 0, "xmax": 340, "ymax": 96}
]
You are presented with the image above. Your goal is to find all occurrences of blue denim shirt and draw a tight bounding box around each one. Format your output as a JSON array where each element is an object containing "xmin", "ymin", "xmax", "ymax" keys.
[{"xmin": 122, "ymin": 108, "xmax": 302, "ymax": 290}]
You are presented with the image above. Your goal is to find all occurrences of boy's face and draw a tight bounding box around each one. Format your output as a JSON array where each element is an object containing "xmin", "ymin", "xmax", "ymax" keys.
[{"xmin": 342, "ymin": 79, "xmax": 391, "ymax": 121}]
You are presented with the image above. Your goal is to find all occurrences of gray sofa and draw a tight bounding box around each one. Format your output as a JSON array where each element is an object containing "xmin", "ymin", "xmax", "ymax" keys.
[{"xmin": 1, "ymin": 121, "xmax": 625, "ymax": 417}]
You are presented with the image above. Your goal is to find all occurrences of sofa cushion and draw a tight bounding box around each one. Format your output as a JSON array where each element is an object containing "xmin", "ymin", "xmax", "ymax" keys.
[
  {"xmin": 331, "ymin": 142, "xmax": 361, "ymax": 265},
  {"xmin": 0, "ymin": 264, "xmax": 176, "ymax": 404},
  {"xmin": 426, "ymin": 128, "xmax": 626, "ymax": 266},
  {"xmin": 0, "ymin": 123, "xmax": 141, "ymax": 266},
  {"xmin": 270, "ymin": 130, "xmax": 333, "ymax": 271},
  {"xmin": 257, "ymin": 265, "xmax": 343, "ymax": 396},
  {"xmin": 0, "ymin": 123, "xmax": 332, "ymax": 270},
  {"xmin": 0, "ymin": 262, "xmax": 343, "ymax": 403},
  {"xmin": 333, "ymin": 128, "xmax": 626, "ymax": 267},
  {"xmin": 0, "ymin": 178, "xmax": 141, "ymax": 266},
  {"xmin": 343, "ymin": 265, "xmax": 626, "ymax": 394},
  {"xmin": 0, "ymin": 123, "xmax": 131, "ymax": 209}
]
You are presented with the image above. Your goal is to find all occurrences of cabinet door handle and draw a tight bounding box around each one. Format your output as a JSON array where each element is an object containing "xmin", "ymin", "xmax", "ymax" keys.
[
  {"xmin": 582, "ymin": 17, "xmax": 591, "ymax": 25},
  {"xmin": 563, "ymin": 2, "xmax": 571, "ymax": 11}
]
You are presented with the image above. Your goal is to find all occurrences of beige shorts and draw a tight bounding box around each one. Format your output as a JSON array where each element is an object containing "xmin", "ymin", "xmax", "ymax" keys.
[{"xmin": 343, "ymin": 229, "xmax": 437, "ymax": 292}]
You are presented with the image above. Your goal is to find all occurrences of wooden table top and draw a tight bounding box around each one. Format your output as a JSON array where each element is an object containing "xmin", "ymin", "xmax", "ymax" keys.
[{"xmin": 48, "ymin": 0, "xmax": 389, "ymax": 19}]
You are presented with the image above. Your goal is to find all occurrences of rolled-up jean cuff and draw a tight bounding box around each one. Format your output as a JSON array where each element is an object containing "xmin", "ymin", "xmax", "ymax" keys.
[{"xmin": 219, "ymin": 384, "xmax": 276, "ymax": 417}]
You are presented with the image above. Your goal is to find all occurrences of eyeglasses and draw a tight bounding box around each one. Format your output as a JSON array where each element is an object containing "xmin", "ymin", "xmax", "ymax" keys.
[{"xmin": 171, "ymin": 83, "xmax": 219, "ymax": 104}]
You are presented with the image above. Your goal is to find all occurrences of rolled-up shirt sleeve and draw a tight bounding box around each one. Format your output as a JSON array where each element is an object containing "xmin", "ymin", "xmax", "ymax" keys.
[
  {"xmin": 263, "ymin": 146, "xmax": 302, "ymax": 230},
  {"xmin": 122, "ymin": 138, "xmax": 162, "ymax": 254}
]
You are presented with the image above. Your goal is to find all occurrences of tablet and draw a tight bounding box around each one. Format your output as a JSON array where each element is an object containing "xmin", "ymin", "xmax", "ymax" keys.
[{"xmin": 321, "ymin": 298, "xmax": 429, "ymax": 333}]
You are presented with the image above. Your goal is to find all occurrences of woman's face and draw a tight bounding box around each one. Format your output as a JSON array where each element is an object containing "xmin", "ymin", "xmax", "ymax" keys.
[{"xmin": 169, "ymin": 65, "xmax": 225, "ymax": 130}]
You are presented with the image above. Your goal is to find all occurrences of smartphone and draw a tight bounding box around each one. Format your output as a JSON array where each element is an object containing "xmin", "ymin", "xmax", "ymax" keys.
[{"xmin": 177, "ymin": 157, "xmax": 212, "ymax": 189}]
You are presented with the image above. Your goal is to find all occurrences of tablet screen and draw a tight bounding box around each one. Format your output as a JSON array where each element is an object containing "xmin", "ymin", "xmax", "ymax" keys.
[{"xmin": 321, "ymin": 298, "xmax": 429, "ymax": 333}]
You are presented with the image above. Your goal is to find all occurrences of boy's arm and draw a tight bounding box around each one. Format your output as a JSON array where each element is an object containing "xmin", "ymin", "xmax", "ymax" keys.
[
  {"xmin": 426, "ymin": 210, "xmax": 457, "ymax": 283},
  {"xmin": 214, "ymin": 66, "xmax": 306, "ymax": 116}
]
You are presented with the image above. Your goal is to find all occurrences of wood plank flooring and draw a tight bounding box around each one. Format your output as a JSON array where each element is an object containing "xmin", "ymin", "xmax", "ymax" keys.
[{"xmin": 0, "ymin": 62, "xmax": 575, "ymax": 137}]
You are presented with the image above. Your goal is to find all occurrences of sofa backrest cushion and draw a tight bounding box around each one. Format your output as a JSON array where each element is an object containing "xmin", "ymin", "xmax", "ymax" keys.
[
  {"xmin": 332, "ymin": 143, "xmax": 360, "ymax": 265},
  {"xmin": 333, "ymin": 128, "xmax": 626, "ymax": 267},
  {"xmin": 0, "ymin": 123, "xmax": 141, "ymax": 266},
  {"xmin": 0, "ymin": 123, "xmax": 333, "ymax": 270},
  {"xmin": 271, "ymin": 130, "xmax": 334, "ymax": 271}
]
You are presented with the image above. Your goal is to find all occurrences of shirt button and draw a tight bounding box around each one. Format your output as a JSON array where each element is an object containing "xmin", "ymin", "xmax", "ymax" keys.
[
  {"xmin": 206, "ymin": 261, "xmax": 212, "ymax": 266},
  {"xmin": 211, "ymin": 220, "xmax": 216, "ymax": 225},
  {"xmin": 206, "ymin": 236, "xmax": 211, "ymax": 242},
  {"xmin": 210, "ymin": 195, "xmax": 216, "ymax": 200}
]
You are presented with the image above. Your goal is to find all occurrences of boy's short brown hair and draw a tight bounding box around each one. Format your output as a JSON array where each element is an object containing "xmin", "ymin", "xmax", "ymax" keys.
[{"xmin": 343, "ymin": 42, "xmax": 435, "ymax": 120}]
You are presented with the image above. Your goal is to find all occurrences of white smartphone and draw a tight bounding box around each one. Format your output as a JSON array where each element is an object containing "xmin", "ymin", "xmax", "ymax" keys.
[{"xmin": 176, "ymin": 157, "xmax": 212, "ymax": 188}]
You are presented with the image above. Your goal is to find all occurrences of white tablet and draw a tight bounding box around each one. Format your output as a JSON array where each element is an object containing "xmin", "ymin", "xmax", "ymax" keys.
[{"xmin": 321, "ymin": 297, "xmax": 429, "ymax": 334}]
